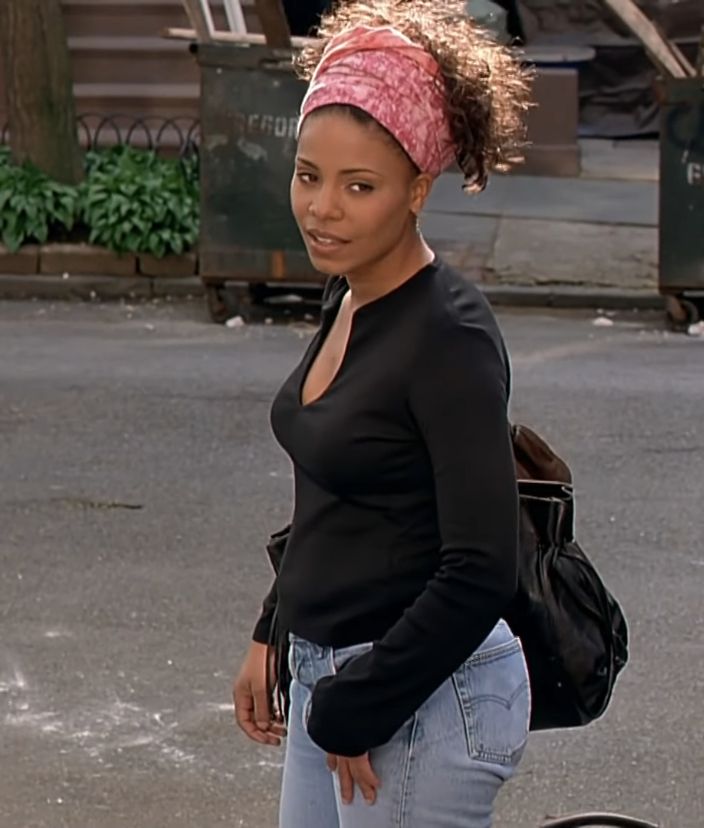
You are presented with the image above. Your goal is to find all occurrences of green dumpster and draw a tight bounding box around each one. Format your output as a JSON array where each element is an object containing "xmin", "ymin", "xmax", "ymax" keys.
[
  {"xmin": 658, "ymin": 76, "xmax": 704, "ymax": 328},
  {"xmin": 195, "ymin": 43, "xmax": 319, "ymax": 322}
]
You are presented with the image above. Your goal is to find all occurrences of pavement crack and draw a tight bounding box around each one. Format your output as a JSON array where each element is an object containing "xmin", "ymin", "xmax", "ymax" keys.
[{"xmin": 4, "ymin": 497, "xmax": 144, "ymax": 511}]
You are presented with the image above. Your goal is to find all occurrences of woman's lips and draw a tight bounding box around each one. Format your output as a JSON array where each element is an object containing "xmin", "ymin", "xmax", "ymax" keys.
[{"xmin": 305, "ymin": 229, "xmax": 350, "ymax": 256}]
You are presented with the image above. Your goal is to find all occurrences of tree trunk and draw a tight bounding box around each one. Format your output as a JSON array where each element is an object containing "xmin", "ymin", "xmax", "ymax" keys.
[{"xmin": 0, "ymin": 0, "xmax": 83, "ymax": 183}]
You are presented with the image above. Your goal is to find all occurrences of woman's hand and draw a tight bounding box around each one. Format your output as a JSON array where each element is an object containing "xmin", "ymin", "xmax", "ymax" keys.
[
  {"xmin": 327, "ymin": 752, "xmax": 381, "ymax": 805},
  {"xmin": 233, "ymin": 642, "xmax": 287, "ymax": 746}
]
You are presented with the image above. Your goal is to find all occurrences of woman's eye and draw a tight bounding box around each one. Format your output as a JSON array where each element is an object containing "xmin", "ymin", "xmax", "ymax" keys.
[
  {"xmin": 350, "ymin": 182, "xmax": 373, "ymax": 193},
  {"xmin": 296, "ymin": 172, "xmax": 316, "ymax": 184}
]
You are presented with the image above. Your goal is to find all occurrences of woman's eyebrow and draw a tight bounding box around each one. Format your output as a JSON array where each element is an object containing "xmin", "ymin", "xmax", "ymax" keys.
[
  {"xmin": 340, "ymin": 167, "xmax": 381, "ymax": 176},
  {"xmin": 296, "ymin": 157, "xmax": 381, "ymax": 176}
]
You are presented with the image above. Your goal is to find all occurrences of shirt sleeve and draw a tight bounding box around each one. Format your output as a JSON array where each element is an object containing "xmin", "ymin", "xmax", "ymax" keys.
[
  {"xmin": 252, "ymin": 580, "xmax": 277, "ymax": 644},
  {"xmin": 306, "ymin": 321, "xmax": 519, "ymax": 756}
]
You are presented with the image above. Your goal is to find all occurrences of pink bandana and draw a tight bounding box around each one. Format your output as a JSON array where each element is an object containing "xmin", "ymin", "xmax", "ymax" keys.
[{"xmin": 299, "ymin": 25, "xmax": 456, "ymax": 178}]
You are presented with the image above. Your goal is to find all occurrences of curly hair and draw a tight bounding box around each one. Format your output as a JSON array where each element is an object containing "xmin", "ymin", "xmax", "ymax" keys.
[{"xmin": 295, "ymin": 0, "xmax": 533, "ymax": 192}]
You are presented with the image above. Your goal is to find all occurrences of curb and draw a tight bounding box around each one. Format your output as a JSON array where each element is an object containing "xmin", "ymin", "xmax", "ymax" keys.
[
  {"xmin": 0, "ymin": 274, "xmax": 203, "ymax": 302},
  {"xmin": 480, "ymin": 284, "xmax": 663, "ymax": 312},
  {"xmin": 0, "ymin": 274, "xmax": 663, "ymax": 313}
]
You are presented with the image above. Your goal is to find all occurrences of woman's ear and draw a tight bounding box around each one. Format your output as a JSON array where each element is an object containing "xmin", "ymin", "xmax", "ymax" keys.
[{"xmin": 409, "ymin": 173, "xmax": 434, "ymax": 216}]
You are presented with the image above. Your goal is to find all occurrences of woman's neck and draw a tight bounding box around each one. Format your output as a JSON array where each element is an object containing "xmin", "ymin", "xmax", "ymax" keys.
[{"xmin": 344, "ymin": 234, "xmax": 435, "ymax": 312}]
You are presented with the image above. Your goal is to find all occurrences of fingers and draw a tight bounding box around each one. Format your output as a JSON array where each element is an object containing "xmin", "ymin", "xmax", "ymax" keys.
[
  {"xmin": 233, "ymin": 684, "xmax": 267, "ymax": 744},
  {"xmin": 332, "ymin": 755, "xmax": 380, "ymax": 806},
  {"xmin": 350, "ymin": 756, "xmax": 379, "ymax": 805},
  {"xmin": 337, "ymin": 759, "xmax": 355, "ymax": 805},
  {"xmin": 233, "ymin": 682, "xmax": 283, "ymax": 746},
  {"xmin": 269, "ymin": 719, "xmax": 288, "ymax": 738}
]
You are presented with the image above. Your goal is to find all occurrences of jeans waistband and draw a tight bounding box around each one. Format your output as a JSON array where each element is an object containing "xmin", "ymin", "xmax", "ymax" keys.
[{"xmin": 288, "ymin": 619, "xmax": 514, "ymax": 689}]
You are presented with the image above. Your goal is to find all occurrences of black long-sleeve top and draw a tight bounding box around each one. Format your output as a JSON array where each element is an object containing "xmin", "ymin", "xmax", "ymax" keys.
[{"xmin": 253, "ymin": 258, "xmax": 519, "ymax": 757}]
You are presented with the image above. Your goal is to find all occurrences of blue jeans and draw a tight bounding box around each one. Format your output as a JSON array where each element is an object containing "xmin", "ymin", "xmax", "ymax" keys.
[{"xmin": 279, "ymin": 620, "xmax": 530, "ymax": 828}]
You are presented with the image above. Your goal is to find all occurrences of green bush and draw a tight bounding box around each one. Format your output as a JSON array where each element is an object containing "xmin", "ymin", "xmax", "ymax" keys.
[
  {"xmin": 0, "ymin": 158, "xmax": 80, "ymax": 252},
  {"xmin": 0, "ymin": 145, "xmax": 199, "ymax": 257},
  {"xmin": 81, "ymin": 147, "xmax": 199, "ymax": 257}
]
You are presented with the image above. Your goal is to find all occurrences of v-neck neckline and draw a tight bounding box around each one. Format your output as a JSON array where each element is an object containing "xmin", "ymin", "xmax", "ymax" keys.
[
  {"xmin": 299, "ymin": 292, "xmax": 352, "ymax": 409},
  {"xmin": 298, "ymin": 259, "xmax": 438, "ymax": 410}
]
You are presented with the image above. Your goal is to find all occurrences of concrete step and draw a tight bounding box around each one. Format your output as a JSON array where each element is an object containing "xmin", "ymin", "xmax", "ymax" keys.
[
  {"xmin": 73, "ymin": 82, "xmax": 199, "ymax": 118},
  {"xmin": 61, "ymin": 0, "xmax": 259, "ymax": 37},
  {"xmin": 67, "ymin": 36, "xmax": 198, "ymax": 85}
]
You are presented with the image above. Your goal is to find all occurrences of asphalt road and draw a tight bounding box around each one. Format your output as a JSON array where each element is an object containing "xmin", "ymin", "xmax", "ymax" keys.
[{"xmin": 1, "ymin": 299, "xmax": 702, "ymax": 828}]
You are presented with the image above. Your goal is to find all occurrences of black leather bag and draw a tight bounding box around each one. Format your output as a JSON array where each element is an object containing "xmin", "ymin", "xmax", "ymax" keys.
[
  {"xmin": 263, "ymin": 424, "xmax": 629, "ymax": 730},
  {"xmin": 506, "ymin": 424, "xmax": 629, "ymax": 730}
]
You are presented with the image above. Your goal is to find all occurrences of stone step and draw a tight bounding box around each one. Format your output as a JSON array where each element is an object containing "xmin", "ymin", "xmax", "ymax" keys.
[
  {"xmin": 0, "ymin": 2, "xmax": 265, "ymax": 126},
  {"xmin": 67, "ymin": 36, "xmax": 198, "ymax": 85},
  {"xmin": 61, "ymin": 0, "xmax": 258, "ymax": 37},
  {"xmin": 73, "ymin": 82, "xmax": 199, "ymax": 118}
]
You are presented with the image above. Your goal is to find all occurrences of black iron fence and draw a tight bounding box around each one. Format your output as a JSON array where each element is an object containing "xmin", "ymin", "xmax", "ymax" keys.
[{"xmin": 1, "ymin": 113, "xmax": 200, "ymax": 157}]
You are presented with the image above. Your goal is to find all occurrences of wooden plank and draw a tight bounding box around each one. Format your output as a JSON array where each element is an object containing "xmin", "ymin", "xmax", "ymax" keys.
[
  {"xmin": 164, "ymin": 26, "xmax": 315, "ymax": 48},
  {"xmin": 180, "ymin": 0, "xmax": 215, "ymax": 43},
  {"xmin": 600, "ymin": 0, "xmax": 687, "ymax": 78},
  {"xmin": 651, "ymin": 18, "xmax": 696, "ymax": 78},
  {"xmin": 668, "ymin": 40, "xmax": 696, "ymax": 78},
  {"xmin": 222, "ymin": 0, "xmax": 247, "ymax": 34},
  {"xmin": 252, "ymin": 0, "xmax": 291, "ymax": 49}
]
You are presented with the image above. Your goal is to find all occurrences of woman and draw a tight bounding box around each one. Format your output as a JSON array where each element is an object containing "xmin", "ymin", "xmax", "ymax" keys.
[{"xmin": 234, "ymin": 2, "xmax": 532, "ymax": 826}]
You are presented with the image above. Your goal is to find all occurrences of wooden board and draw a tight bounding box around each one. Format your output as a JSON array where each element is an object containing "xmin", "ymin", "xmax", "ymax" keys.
[
  {"xmin": 663, "ymin": 33, "xmax": 697, "ymax": 79},
  {"xmin": 181, "ymin": 0, "xmax": 215, "ymax": 43},
  {"xmin": 222, "ymin": 0, "xmax": 247, "ymax": 34},
  {"xmin": 600, "ymin": 0, "xmax": 689, "ymax": 78},
  {"xmin": 252, "ymin": 0, "xmax": 291, "ymax": 49},
  {"xmin": 164, "ymin": 26, "xmax": 315, "ymax": 49}
]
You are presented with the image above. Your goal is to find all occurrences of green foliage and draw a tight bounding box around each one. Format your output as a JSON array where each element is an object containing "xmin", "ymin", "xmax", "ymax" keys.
[
  {"xmin": 0, "ymin": 159, "xmax": 79, "ymax": 252},
  {"xmin": 0, "ymin": 145, "xmax": 199, "ymax": 256},
  {"xmin": 80, "ymin": 147, "xmax": 199, "ymax": 257}
]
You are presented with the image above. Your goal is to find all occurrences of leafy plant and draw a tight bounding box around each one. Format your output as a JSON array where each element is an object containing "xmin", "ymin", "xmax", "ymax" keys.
[
  {"xmin": 0, "ymin": 145, "xmax": 199, "ymax": 256},
  {"xmin": 0, "ymin": 160, "xmax": 79, "ymax": 251},
  {"xmin": 80, "ymin": 146, "xmax": 199, "ymax": 257}
]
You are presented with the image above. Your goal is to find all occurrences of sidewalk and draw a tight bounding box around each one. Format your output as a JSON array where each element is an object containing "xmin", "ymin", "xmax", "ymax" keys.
[
  {"xmin": 0, "ymin": 139, "xmax": 663, "ymax": 311},
  {"xmin": 423, "ymin": 138, "xmax": 661, "ymax": 309}
]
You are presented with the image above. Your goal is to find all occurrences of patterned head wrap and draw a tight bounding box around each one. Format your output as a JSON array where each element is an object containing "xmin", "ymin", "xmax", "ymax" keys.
[{"xmin": 299, "ymin": 25, "xmax": 456, "ymax": 178}]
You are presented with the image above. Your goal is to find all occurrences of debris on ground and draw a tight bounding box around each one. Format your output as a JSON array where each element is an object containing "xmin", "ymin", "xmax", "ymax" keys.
[
  {"xmin": 592, "ymin": 316, "xmax": 615, "ymax": 327},
  {"xmin": 226, "ymin": 315, "xmax": 246, "ymax": 329}
]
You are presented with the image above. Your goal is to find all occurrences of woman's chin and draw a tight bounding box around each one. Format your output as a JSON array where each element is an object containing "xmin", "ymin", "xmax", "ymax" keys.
[
  {"xmin": 308, "ymin": 260, "xmax": 338, "ymax": 276},
  {"xmin": 305, "ymin": 249, "xmax": 350, "ymax": 275}
]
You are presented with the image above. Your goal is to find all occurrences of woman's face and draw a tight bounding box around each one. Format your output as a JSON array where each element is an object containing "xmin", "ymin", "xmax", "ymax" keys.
[{"xmin": 291, "ymin": 110, "xmax": 431, "ymax": 276}]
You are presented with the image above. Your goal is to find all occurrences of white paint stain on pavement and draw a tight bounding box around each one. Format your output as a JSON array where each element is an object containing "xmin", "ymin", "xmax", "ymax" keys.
[
  {"xmin": 43, "ymin": 629, "xmax": 74, "ymax": 639},
  {"xmin": 0, "ymin": 663, "xmax": 27, "ymax": 694},
  {"xmin": 0, "ymin": 648, "xmax": 202, "ymax": 771}
]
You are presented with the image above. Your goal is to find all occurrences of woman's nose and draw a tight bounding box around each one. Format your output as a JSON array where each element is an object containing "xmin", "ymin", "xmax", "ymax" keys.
[{"xmin": 308, "ymin": 185, "xmax": 342, "ymax": 220}]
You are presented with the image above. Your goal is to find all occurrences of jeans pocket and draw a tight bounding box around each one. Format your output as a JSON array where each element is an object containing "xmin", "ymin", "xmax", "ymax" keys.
[
  {"xmin": 332, "ymin": 641, "xmax": 374, "ymax": 673},
  {"xmin": 453, "ymin": 638, "xmax": 531, "ymax": 766}
]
